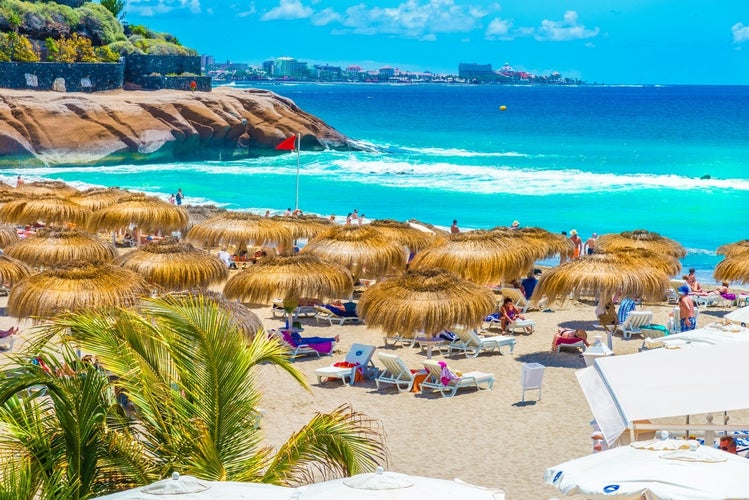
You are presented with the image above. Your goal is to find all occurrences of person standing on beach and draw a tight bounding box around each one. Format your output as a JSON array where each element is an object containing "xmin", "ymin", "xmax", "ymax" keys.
[
  {"xmin": 168, "ymin": 194, "xmax": 175, "ymax": 204},
  {"xmin": 16, "ymin": 175, "xmax": 23, "ymax": 187},
  {"xmin": 678, "ymin": 285, "xmax": 696, "ymax": 331},
  {"xmin": 175, "ymin": 188, "xmax": 184, "ymax": 205},
  {"xmin": 450, "ymin": 220, "xmax": 460, "ymax": 234},
  {"xmin": 559, "ymin": 231, "xmax": 569, "ymax": 264},
  {"xmin": 584, "ymin": 233, "xmax": 598, "ymax": 255},
  {"xmin": 569, "ymin": 229, "xmax": 583, "ymax": 258}
]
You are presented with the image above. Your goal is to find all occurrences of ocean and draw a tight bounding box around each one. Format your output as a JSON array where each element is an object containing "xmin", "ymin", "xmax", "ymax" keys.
[{"xmin": 6, "ymin": 83, "xmax": 748, "ymax": 284}]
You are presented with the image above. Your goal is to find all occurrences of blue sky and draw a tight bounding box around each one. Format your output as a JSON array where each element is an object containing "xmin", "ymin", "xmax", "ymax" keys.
[{"xmin": 123, "ymin": 0, "xmax": 749, "ymax": 84}]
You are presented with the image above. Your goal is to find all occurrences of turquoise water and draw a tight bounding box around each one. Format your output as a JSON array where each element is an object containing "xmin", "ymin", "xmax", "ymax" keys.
[{"xmin": 7, "ymin": 84, "xmax": 749, "ymax": 283}]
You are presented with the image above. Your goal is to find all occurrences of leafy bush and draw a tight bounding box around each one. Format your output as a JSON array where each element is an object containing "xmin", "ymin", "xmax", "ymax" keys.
[{"xmin": 0, "ymin": 31, "xmax": 41, "ymax": 62}]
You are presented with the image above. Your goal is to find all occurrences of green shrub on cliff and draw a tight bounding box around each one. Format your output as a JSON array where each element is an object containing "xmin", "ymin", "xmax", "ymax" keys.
[{"xmin": 0, "ymin": 32, "xmax": 41, "ymax": 62}]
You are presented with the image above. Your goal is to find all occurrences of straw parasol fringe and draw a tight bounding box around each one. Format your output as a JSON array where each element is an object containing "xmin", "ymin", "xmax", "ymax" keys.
[
  {"xmin": 301, "ymin": 225, "xmax": 408, "ymax": 278},
  {"xmin": 87, "ymin": 194, "xmax": 189, "ymax": 233},
  {"xmin": 716, "ymin": 240, "xmax": 749, "ymax": 258},
  {"xmin": 603, "ymin": 247, "xmax": 682, "ymax": 277},
  {"xmin": 368, "ymin": 219, "xmax": 435, "ymax": 251},
  {"xmin": 492, "ymin": 226, "xmax": 573, "ymax": 261},
  {"xmin": 114, "ymin": 238, "xmax": 229, "ymax": 290},
  {"xmin": 270, "ymin": 214, "xmax": 335, "ymax": 240},
  {"xmin": 596, "ymin": 229, "xmax": 686, "ymax": 258},
  {"xmin": 0, "ymin": 224, "xmax": 20, "ymax": 248},
  {"xmin": 357, "ymin": 268, "xmax": 497, "ymax": 337},
  {"xmin": 8, "ymin": 261, "xmax": 150, "ymax": 320},
  {"xmin": 68, "ymin": 187, "xmax": 131, "ymax": 211},
  {"xmin": 714, "ymin": 257, "xmax": 749, "ymax": 284},
  {"xmin": 0, "ymin": 254, "xmax": 34, "ymax": 286},
  {"xmin": 4, "ymin": 228, "xmax": 118, "ymax": 267},
  {"xmin": 186, "ymin": 211, "xmax": 293, "ymax": 249},
  {"xmin": 14, "ymin": 180, "xmax": 79, "ymax": 197},
  {"xmin": 223, "ymin": 254, "xmax": 354, "ymax": 306},
  {"xmin": 0, "ymin": 195, "xmax": 91, "ymax": 227}
]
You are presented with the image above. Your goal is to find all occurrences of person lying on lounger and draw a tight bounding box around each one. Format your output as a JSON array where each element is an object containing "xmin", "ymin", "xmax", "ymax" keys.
[
  {"xmin": 0, "ymin": 326, "xmax": 18, "ymax": 338},
  {"xmin": 551, "ymin": 327, "xmax": 589, "ymax": 351}
]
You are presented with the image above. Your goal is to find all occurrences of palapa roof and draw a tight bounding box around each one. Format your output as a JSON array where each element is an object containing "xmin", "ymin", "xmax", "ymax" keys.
[
  {"xmin": 357, "ymin": 268, "xmax": 497, "ymax": 337},
  {"xmin": 223, "ymin": 253, "xmax": 353, "ymax": 305},
  {"xmin": 68, "ymin": 187, "xmax": 131, "ymax": 211},
  {"xmin": 603, "ymin": 246, "xmax": 682, "ymax": 277},
  {"xmin": 492, "ymin": 226, "xmax": 574, "ymax": 261},
  {"xmin": 185, "ymin": 211, "xmax": 292, "ymax": 249},
  {"xmin": 0, "ymin": 224, "xmax": 20, "ymax": 248},
  {"xmin": 368, "ymin": 218, "xmax": 435, "ymax": 251},
  {"xmin": 0, "ymin": 194, "xmax": 91, "ymax": 226},
  {"xmin": 114, "ymin": 237, "xmax": 229, "ymax": 290},
  {"xmin": 716, "ymin": 240, "xmax": 749, "ymax": 258},
  {"xmin": 270, "ymin": 214, "xmax": 335, "ymax": 240},
  {"xmin": 0, "ymin": 254, "xmax": 34, "ymax": 286},
  {"xmin": 87, "ymin": 193, "xmax": 189, "ymax": 233},
  {"xmin": 3, "ymin": 228, "xmax": 118, "ymax": 267},
  {"xmin": 596, "ymin": 229, "xmax": 686, "ymax": 258},
  {"xmin": 13, "ymin": 180, "xmax": 79, "ymax": 197},
  {"xmin": 714, "ymin": 255, "xmax": 749, "ymax": 284}
]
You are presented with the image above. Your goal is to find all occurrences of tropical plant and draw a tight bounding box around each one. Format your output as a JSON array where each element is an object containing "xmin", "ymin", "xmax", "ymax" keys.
[
  {"xmin": 0, "ymin": 294, "xmax": 386, "ymax": 496},
  {"xmin": 99, "ymin": 0, "xmax": 125, "ymax": 20}
]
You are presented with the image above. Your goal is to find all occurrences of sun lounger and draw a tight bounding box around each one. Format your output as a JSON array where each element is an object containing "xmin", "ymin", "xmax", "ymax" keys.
[
  {"xmin": 270, "ymin": 329, "xmax": 335, "ymax": 361},
  {"xmin": 314, "ymin": 343, "xmax": 377, "ymax": 386},
  {"xmin": 314, "ymin": 304, "xmax": 362, "ymax": 326},
  {"xmin": 271, "ymin": 299, "xmax": 318, "ymax": 320},
  {"xmin": 506, "ymin": 318, "xmax": 535, "ymax": 334},
  {"xmin": 420, "ymin": 359, "xmax": 494, "ymax": 397},
  {"xmin": 500, "ymin": 287, "xmax": 530, "ymax": 313},
  {"xmin": 448, "ymin": 328, "xmax": 515, "ymax": 358},
  {"xmin": 381, "ymin": 333, "xmax": 416, "ymax": 348},
  {"xmin": 691, "ymin": 294, "xmax": 730, "ymax": 308},
  {"xmin": 553, "ymin": 336, "xmax": 587, "ymax": 353},
  {"xmin": 375, "ymin": 352, "xmax": 424, "ymax": 392},
  {"xmin": 618, "ymin": 310, "xmax": 654, "ymax": 339}
]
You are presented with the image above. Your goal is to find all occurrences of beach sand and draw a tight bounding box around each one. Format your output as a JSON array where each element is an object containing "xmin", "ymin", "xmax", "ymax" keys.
[{"xmin": 0, "ymin": 293, "xmax": 740, "ymax": 498}]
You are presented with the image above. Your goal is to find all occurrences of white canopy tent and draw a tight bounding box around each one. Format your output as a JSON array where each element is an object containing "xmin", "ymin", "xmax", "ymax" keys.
[
  {"xmin": 577, "ymin": 342, "xmax": 749, "ymax": 446},
  {"xmin": 725, "ymin": 305, "xmax": 749, "ymax": 326},
  {"xmin": 642, "ymin": 322, "xmax": 749, "ymax": 349}
]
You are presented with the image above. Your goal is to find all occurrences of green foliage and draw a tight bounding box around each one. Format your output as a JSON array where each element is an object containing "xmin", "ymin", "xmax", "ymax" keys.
[
  {"xmin": 0, "ymin": 32, "xmax": 41, "ymax": 62},
  {"xmin": 100, "ymin": 0, "xmax": 125, "ymax": 20},
  {"xmin": 95, "ymin": 43, "xmax": 119, "ymax": 62},
  {"xmin": 77, "ymin": 2, "xmax": 126, "ymax": 45}
]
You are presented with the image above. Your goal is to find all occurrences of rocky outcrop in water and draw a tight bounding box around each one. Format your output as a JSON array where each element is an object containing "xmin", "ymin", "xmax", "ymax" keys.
[{"xmin": 0, "ymin": 87, "xmax": 355, "ymax": 167}]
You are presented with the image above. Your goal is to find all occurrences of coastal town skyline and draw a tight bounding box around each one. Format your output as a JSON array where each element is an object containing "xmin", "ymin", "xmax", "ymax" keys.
[{"xmin": 124, "ymin": 0, "xmax": 749, "ymax": 85}]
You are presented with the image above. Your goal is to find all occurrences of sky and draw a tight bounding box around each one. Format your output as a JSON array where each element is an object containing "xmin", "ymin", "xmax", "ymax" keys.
[{"xmin": 123, "ymin": 0, "xmax": 749, "ymax": 84}]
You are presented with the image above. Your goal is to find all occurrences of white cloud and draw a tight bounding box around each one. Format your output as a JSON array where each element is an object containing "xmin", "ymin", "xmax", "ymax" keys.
[
  {"xmin": 261, "ymin": 0, "xmax": 313, "ymax": 21},
  {"xmin": 732, "ymin": 22, "xmax": 749, "ymax": 43},
  {"xmin": 340, "ymin": 0, "xmax": 495, "ymax": 39},
  {"xmin": 312, "ymin": 8, "xmax": 342, "ymax": 26},
  {"xmin": 535, "ymin": 10, "xmax": 599, "ymax": 41},
  {"xmin": 485, "ymin": 18, "xmax": 512, "ymax": 40},
  {"xmin": 127, "ymin": 0, "xmax": 175, "ymax": 17},
  {"xmin": 179, "ymin": 0, "xmax": 201, "ymax": 14}
]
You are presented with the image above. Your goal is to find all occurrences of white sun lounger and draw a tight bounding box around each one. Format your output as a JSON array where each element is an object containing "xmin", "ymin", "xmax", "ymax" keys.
[{"xmin": 420, "ymin": 360, "xmax": 494, "ymax": 398}]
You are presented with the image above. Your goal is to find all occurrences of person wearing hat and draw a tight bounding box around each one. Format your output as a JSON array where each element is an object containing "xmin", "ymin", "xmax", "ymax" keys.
[
  {"xmin": 678, "ymin": 285, "xmax": 696, "ymax": 331},
  {"xmin": 569, "ymin": 229, "xmax": 583, "ymax": 258},
  {"xmin": 511, "ymin": 220, "xmax": 520, "ymax": 230},
  {"xmin": 584, "ymin": 232, "xmax": 598, "ymax": 255}
]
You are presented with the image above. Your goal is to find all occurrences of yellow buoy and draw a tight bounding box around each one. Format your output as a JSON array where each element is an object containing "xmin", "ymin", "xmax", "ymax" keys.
[{"xmin": 499, "ymin": 105, "xmax": 507, "ymax": 111}]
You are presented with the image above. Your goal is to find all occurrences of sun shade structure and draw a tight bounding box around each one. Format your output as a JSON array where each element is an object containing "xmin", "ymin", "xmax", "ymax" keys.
[
  {"xmin": 357, "ymin": 268, "xmax": 497, "ymax": 338},
  {"xmin": 4, "ymin": 228, "xmax": 118, "ymax": 267},
  {"xmin": 301, "ymin": 225, "xmax": 408, "ymax": 278},
  {"xmin": 8, "ymin": 261, "xmax": 150, "ymax": 320},
  {"xmin": 0, "ymin": 195, "xmax": 91, "ymax": 227},
  {"xmin": 408, "ymin": 230, "xmax": 535, "ymax": 285},
  {"xmin": 717, "ymin": 239, "xmax": 749, "ymax": 257},
  {"xmin": 603, "ymin": 247, "xmax": 682, "ymax": 277},
  {"xmin": 14, "ymin": 180, "xmax": 79, "ymax": 197},
  {"xmin": 368, "ymin": 218, "xmax": 435, "ymax": 251},
  {"xmin": 68, "ymin": 187, "xmax": 131, "ymax": 211},
  {"xmin": 596, "ymin": 229, "xmax": 686, "ymax": 258},
  {"xmin": 186, "ymin": 211, "xmax": 292, "ymax": 249},
  {"xmin": 87, "ymin": 194, "xmax": 189, "ymax": 234},
  {"xmin": 0, "ymin": 224, "xmax": 20, "ymax": 248},
  {"xmin": 182, "ymin": 204, "xmax": 228, "ymax": 229},
  {"xmin": 714, "ymin": 254, "xmax": 749, "ymax": 284},
  {"xmin": 270, "ymin": 214, "xmax": 335, "ymax": 240},
  {"xmin": 492, "ymin": 226, "xmax": 574, "ymax": 262},
  {"xmin": 223, "ymin": 254, "xmax": 354, "ymax": 307},
  {"xmin": 533, "ymin": 252, "xmax": 670, "ymax": 304},
  {"xmin": 114, "ymin": 238, "xmax": 229, "ymax": 290},
  {"xmin": 0, "ymin": 254, "xmax": 34, "ymax": 286}
]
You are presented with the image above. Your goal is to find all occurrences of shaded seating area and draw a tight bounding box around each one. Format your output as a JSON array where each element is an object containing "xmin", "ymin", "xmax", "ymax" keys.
[
  {"xmin": 618, "ymin": 310, "xmax": 654, "ymax": 339},
  {"xmin": 314, "ymin": 302, "xmax": 362, "ymax": 326},
  {"xmin": 374, "ymin": 352, "xmax": 425, "ymax": 392},
  {"xmin": 271, "ymin": 329, "xmax": 336, "ymax": 361},
  {"xmin": 447, "ymin": 328, "xmax": 516, "ymax": 358},
  {"xmin": 314, "ymin": 343, "xmax": 376, "ymax": 385},
  {"xmin": 420, "ymin": 359, "xmax": 494, "ymax": 398},
  {"xmin": 271, "ymin": 299, "xmax": 319, "ymax": 320}
]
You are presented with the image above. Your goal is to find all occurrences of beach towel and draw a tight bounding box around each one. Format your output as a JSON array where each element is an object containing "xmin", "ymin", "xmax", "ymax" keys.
[
  {"xmin": 289, "ymin": 331, "xmax": 334, "ymax": 355},
  {"xmin": 333, "ymin": 360, "xmax": 364, "ymax": 382},
  {"xmin": 325, "ymin": 303, "xmax": 359, "ymax": 318},
  {"xmin": 555, "ymin": 337, "xmax": 590, "ymax": 347},
  {"xmin": 438, "ymin": 361, "xmax": 460, "ymax": 386},
  {"xmin": 617, "ymin": 298, "xmax": 637, "ymax": 324}
]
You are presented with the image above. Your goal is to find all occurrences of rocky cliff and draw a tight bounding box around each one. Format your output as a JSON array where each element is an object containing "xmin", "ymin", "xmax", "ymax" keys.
[{"xmin": 0, "ymin": 87, "xmax": 355, "ymax": 167}]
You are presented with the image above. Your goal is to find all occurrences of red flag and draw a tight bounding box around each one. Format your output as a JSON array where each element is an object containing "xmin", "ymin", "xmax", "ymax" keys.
[{"xmin": 275, "ymin": 135, "xmax": 296, "ymax": 151}]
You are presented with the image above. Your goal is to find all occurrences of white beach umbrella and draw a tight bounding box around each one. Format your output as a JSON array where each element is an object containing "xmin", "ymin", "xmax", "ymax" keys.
[
  {"xmin": 545, "ymin": 432, "xmax": 749, "ymax": 499},
  {"xmin": 93, "ymin": 472, "xmax": 294, "ymax": 499},
  {"xmin": 293, "ymin": 466, "xmax": 505, "ymax": 499}
]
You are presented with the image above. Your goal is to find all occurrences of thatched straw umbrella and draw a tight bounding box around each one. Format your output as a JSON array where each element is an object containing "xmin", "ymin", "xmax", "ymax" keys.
[
  {"xmin": 3, "ymin": 228, "xmax": 118, "ymax": 267},
  {"xmin": 493, "ymin": 226, "xmax": 573, "ymax": 262},
  {"xmin": 358, "ymin": 268, "xmax": 497, "ymax": 338},
  {"xmin": 605, "ymin": 247, "xmax": 682, "ymax": 277},
  {"xmin": 596, "ymin": 229, "xmax": 686, "ymax": 258},
  {"xmin": 301, "ymin": 225, "xmax": 408, "ymax": 279},
  {"xmin": 0, "ymin": 195, "xmax": 91, "ymax": 227},
  {"xmin": 183, "ymin": 204, "xmax": 228, "ymax": 230},
  {"xmin": 14, "ymin": 180, "xmax": 78, "ymax": 197},
  {"xmin": 114, "ymin": 237, "xmax": 229, "ymax": 290},
  {"xmin": 223, "ymin": 254, "xmax": 353, "ymax": 326},
  {"xmin": 186, "ymin": 211, "xmax": 292, "ymax": 250},
  {"xmin": 408, "ymin": 230, "xmax": 535, "ymax": 285},
  {"xmin": 0, "ymin": 254, "xmax": 34, "ymax": 286},
  {"xmin": 0, "ymin": 224, "xmax": 20, "ymax": 248},
  {"xmin": 8, "ymin": 261, "xmax": 150, "ymax": 320},
  {"xmin": 533, "ymin": 252, "xmax": 670, "ymax": 305},
  {"xmin": 156, "ymin": 290, "xmax": 264, "ymax": 340},
  {"xmin": 717, "ymin": 240, "xmax": 749, "ymax": 258},
  {"xmin": 68, "ymin": 187, "xmax": 131, "ymax": 211},
  {"xmin": 87, "ymin": 194, "xmax": 189, "ymax": 234},
  {"xmin": 369, "ymin": 219, "xmax": 435, "ymax": 252},
  {"xmin": 407, "ymin": 219, "xmax": 450, "ymax": 236},
  {"xmin": 714, "ymin": 256, "xmax": 749, "ymax": 285},
  {"xmin": 270, "ymin": 214, "xmax": 335, "ymax": 240}
]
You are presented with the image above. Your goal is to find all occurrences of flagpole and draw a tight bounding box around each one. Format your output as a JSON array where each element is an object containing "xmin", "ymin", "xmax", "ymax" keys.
[{"xmin": 294, "ymin": 133, "xmax": 300, "ymax": 211}]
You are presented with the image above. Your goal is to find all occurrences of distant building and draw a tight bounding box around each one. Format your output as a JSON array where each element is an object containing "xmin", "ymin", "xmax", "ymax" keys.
[
  {"xmin": 378, "ymin": 66, "xmax": 395, "ymax": 79},
  {"xmin": 458, "ymin": 63, "xmax": 495, "ymax": 82},
  {"xmin": 312, "ymin": 64, "xmax": 342, "ymax": 81},
  {"xmin": 273, "ymin": 56, "xmax": 308, "ymax": 79},
  {"xmin": 201, "ymin": 54, "xmax": 214, "ymax": 69}
]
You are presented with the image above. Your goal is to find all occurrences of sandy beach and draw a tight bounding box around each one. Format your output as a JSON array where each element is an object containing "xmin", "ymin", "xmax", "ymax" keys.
[{"xmin": 0, "ymin": 289, "xmax": 742, "ymax": 498}]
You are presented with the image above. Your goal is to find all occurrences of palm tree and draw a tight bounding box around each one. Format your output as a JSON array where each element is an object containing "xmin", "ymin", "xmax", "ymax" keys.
[{"xmin": 0, "ymin": 294, "xmax": 385, "ymax": 496}]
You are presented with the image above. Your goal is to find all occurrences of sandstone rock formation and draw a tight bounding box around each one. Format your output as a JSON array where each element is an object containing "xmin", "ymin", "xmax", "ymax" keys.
[{"xmin": 0, "ymin": 87, "xmax": 355, "ymax": 167}]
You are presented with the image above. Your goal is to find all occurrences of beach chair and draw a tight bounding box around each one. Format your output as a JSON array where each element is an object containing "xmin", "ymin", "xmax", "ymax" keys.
[
  {"xmin": 691, "ymin": 294, "xmax": 728, "ymax": 308},
  {"xmin": 553, "ymin": 336, "xmax": 587, "ymax": 353},
  {"xmin": 271, "ymin": 299, "xmax": 318, "ymax": 320},
  {"xmin": 313, "ymin": 304, "xmax": 362, "ymax": 326},
  {"xmin": 500, "ymin": 287, "xmax": 530, "ymax": 313},
  {"xmin": 381, "ymin": 333, "xmax": 416, "ymax": 348},
  {"xmin": 618, "ymin": 310, "xmax": 654, "ymax": 339},
  {"xmin": 506, "ymin": 318, "xmax": 535, "ymax": 335},
  {"xmin": 667, "ymin": 306, "xmax": 700, "ymax": 334},
  {"xmin": 447, "ymin": 328, "xmax": 516, "ymax": 358},
  {"xmin": 0, "ymin": 327, "xmax": 18, "ymax": 352},
  {"xmin": 420, "ymin": 359, "xmax": 494, "ymax": 398},
  {"xmin": 314, "ymin": 343, "xmax": 377, "ymax": 386},
  {"xmin": 375, "ymin": 352, "xmax": 423, "ymax": 392},
  {"xmin": 639, "ymin": 324, "xmax": 670, "ymax": 350},
  {"xmin": 270, "ymin": 329, "xmax": 334, "ymax": 362}
]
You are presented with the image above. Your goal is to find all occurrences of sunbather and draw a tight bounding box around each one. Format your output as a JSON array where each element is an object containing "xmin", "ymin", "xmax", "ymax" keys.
[
  {"xmin": 499, "ymin": 297, "xmax": 526, "ymax": 332},
  {"xmin": 289, "ymin": 331, "xmax": 339, "ymax": 345},
  {"xmin": 0, "ymin": 326, "xmax": 18, "ymax": 339},
  {"xmin": 551, "ymin": 327, "xmax": 588, "ymax": 351}
]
